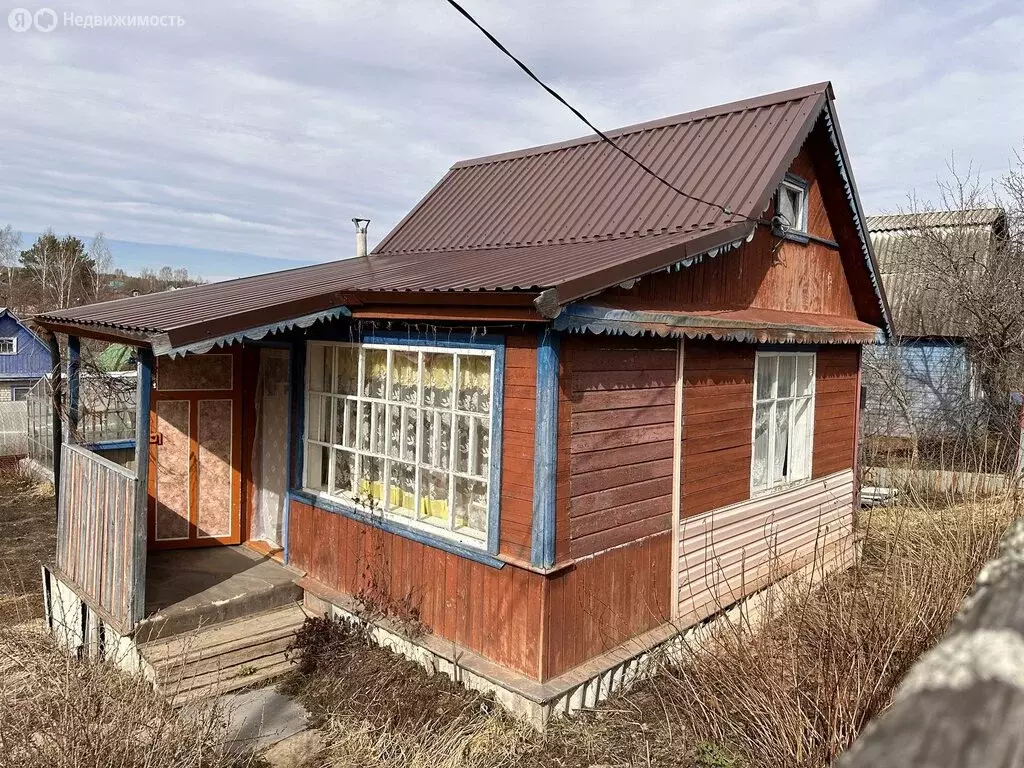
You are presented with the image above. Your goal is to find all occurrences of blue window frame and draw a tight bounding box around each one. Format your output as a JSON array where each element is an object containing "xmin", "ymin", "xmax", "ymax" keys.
[{"xmin": 299, "ymin": 331, "xmax": 505, "ymax": 556}]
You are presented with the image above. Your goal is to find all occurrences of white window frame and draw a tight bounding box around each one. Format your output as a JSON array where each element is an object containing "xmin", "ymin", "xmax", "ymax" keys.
[
  {"xmin": 776, "ymin": 175, "xmax": 808, "ymax": 234},
  {"xmin": 750, "ymin": 351, "xmax": 816, "ymax": 496},
  {"xmin": 0, "ymin": 337, "xmax": 17, "ymax": 355},
  {"xmin": 303, "ymin": 340, "xmax": 497, "ymax": 550}
]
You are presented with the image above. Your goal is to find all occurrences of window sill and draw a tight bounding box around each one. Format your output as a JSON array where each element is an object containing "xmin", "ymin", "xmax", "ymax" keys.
[
  {"xmin": 288, "ymin": 488, "xmax": 506, "ymax": 570},
  {"xmin": 751, "ymin": 475, "xmax": 820, "ymax": 500}
]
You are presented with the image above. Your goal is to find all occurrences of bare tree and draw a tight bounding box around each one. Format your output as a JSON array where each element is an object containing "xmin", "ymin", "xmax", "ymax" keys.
[
  {"xmin": 0, "ymin": 225, "xmax": 21, "ymax": 306},
  {"xmin": 20, "ymin": 230, "xmax": 96, "ymax": 310},
  {"xmin": 88, "ymin": 232, "xmax": 113, "ymax": 302}
]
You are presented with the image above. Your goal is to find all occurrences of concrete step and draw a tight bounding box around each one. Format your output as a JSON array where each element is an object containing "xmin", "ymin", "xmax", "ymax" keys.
[{"xmin": 140, "ymin": 604, "xmax": 307, "ymax": 707}]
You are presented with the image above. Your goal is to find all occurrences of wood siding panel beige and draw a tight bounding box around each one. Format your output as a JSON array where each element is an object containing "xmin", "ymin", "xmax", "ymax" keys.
[{"xmin": 676, "ymin": 469, "xmax": 854, "ymax": 622}]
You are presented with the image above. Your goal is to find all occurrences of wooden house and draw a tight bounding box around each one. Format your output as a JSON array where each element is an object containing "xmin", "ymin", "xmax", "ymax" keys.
[{"xmin": 32, "ymin": 82, "xmax": 891, "ymax": 721}]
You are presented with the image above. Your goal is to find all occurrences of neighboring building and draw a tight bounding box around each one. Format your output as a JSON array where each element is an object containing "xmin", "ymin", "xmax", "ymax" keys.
[
  {"xmin": 864, "ymin": 209, "xmax": 1006, "ymax": 441},
  {"xmin": 0, "ymin": 307, "xmax": 51, "ymax": 401},
  {"xmin": 32, "ymin": 82, "xmax": 891, "ymax": 721}
]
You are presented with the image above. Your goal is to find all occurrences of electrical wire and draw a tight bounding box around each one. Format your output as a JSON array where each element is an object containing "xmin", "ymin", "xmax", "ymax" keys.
[{"xmin": 444, "ymin": 0, "xmax": 760, "ymax": 226}]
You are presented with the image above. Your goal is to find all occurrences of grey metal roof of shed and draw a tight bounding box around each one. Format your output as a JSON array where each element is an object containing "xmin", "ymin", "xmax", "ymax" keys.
[{"xmin": 867, "ymin": 209, "xmax": 1006, "ymax": 337}]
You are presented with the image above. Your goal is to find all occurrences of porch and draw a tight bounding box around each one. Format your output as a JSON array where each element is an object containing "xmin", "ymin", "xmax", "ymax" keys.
[{"xmin": 140, "ymin": 546, "xmax": 303, "ymax": 641}]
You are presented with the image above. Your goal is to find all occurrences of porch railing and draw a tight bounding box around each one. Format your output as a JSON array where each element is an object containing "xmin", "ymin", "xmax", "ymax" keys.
[{"xmin": 55, "ymin": 443, "xmax": 143, "ymax": 630}]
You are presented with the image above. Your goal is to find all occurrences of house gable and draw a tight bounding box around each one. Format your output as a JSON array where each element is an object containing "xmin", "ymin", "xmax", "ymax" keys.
[
  {"xmin": 592, "ymin": 120, "xmax": 875, "ymax": 326},
  {"xmin": 0, "ymin": 309, "xmax": 51, "ymax": 380}
]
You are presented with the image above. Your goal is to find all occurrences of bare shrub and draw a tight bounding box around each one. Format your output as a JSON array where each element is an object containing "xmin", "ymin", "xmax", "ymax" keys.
[
  {"xmin": 657, "ymin": 496, "xmax": 1018, "ymax": 768},
  {"xmin": 0, "ymin": 624, "xmax": 259, "ymax": 768},
  {"xmin": 287, "ymin": 497, "xmax": 1015, "ymax": 768}
]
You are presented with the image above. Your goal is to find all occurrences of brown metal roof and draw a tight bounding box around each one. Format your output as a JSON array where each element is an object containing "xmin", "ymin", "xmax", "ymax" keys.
[
  {"xmin": 867, "ymin": 209, "xmax": 1006, "ymax": 337},
  {"xmin": 36, "ymin": 81, "xmax": 871, "ymax": 349}
]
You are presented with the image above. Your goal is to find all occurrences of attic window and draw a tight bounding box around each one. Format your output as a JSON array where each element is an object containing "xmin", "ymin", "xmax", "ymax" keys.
[
  {"xmin": 0, "ymin": 337, "xmax": 16, "ymax": 355},
  {"xmin": 776, "ymin": 175, "xmax": 809, "ymax": 234}
]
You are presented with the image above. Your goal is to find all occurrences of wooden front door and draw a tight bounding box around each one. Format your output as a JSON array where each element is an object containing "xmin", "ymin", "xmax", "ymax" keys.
[{"xmin": 149, "ymin": 351, "xmax": 242, "ymax": 549}]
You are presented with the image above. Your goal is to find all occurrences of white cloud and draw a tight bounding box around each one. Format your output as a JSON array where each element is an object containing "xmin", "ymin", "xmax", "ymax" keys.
[{"xmin": 0, "ymin": 0, "xmax": 1021, "ymax": 272}]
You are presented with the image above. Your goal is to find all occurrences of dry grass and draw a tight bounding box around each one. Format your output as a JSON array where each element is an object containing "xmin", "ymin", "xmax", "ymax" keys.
[
  {"xmin": 287, "ymin": 495, "xmax": 1017, "ymax": 768},
  {"xmin": 0, "ymin": 472, "xmax": 56, "ymax": 624},
  {"xmin": 0, "ymin": 623, "xmax": 263, "ymax": 768}
]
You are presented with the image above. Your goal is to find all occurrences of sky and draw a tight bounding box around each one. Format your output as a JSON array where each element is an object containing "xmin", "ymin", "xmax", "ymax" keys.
[{"xmin": 1, "ymin": 0, "xmax": 1022, "ymax": 281}]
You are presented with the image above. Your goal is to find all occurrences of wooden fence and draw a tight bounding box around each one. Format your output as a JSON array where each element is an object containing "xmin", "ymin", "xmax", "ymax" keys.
[
  {"xmin": 55, "ymin": 443, "xmax": 142, "ymax": 630},
  {"xmin": 838, "ymin": 516, "xmax": 1024, "ymax": 766}
]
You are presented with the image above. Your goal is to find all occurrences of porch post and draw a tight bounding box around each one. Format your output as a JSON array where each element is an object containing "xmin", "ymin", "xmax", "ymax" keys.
[
  {"xmin": 286, "ymin": 339, "xmax": 307, "ymax": 564},
  {"xmin": 531, "ymin": 327, "xmax": 559, "ymax": 569},
  {"xmin": 67, "ymin": 335, "xmax": 80, "ymax": 442},
  {"xmin": 130, "ymin": 348, "xmax": 154, "ymax": 624},
  {"xmin": 47, "ymin": 335, "xmax": 63, "ymax": 500}
]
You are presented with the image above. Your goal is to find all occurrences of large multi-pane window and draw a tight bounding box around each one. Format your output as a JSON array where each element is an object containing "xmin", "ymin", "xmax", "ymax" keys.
[
  {"xmin": 304, "ymin": 341, "xmax": 495, "ymax": 547},
  {"xmin": 751, "ymin": 351, "xmax": 816, "ymax": 495}
]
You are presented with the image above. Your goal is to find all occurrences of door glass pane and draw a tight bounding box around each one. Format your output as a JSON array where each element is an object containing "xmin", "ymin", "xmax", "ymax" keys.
[
  {"xmin": 773, "ymin": 400, "xmax": 791, "ymax": 483},
  {"xmin": 390, "ymin": 350, "xmax": 419, "ymax": 403},
  {"xmin": 756, "ymin": 355, "xmax": 777, "ymax": 400},
  {"xmin": 777, "ymin": 356, "xmax": 796, "ymax": 399},
  {"xmin": 752, "ymin": 402, "xmax": 771, "ymax": 491},
  {"xmin": 388, "ymin": 461, "xmax": 416, "ymax": 518},
  {"xmin": 363, "ymin": 349, "xmax": 387, "ymax": 399},
  {"xmin": 422, "ymin": 353, "xmax": 454, "ymax": 408},
  {"xmin": 454, "ymin": 477, "xmax": 487, "ymax": 538},
  {"xmin": 419, "ymin": 470, "xmax": 450, "ymax": 527},
  {"xmin": 335, "ymin": 346, "xmax": 359, "ymax": 395},
  {"xmin": 457, "ymin": 355, "xmax": 491, "ymax": 413}
]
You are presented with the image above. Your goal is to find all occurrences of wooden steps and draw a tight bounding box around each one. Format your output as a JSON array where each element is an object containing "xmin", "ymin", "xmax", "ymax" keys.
[{"xmin": 140, "ymin": 603, "xmax": 307, "ymax": 706}]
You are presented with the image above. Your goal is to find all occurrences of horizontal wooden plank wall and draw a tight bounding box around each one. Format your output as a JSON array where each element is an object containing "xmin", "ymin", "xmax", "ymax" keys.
[
  {"xmin": 682, "ymin": 340, "xmax": 755, "ymax": 518},
  {"xmin": 543, "ymin": 530, "xmax": 672, "ymax": 680},
  {"xmin": 500, "ymin": 333, "xmax": 536, "ymax": 560},
  {"xmin": 55, "ymin": 443, "xmax": 139, "ymax": 628},
  {"xmin": 814, "ymin": 346, "xmax": 860, "ymax": 477},
  {"xmin": 565, "ymin": 337, "xmax": 677, "ymax": 558},
  {"xmin": 288, "ymin": 499, "xmax": 545, "ymax": 678},
  {"xmin": 677, "ymin": 469, "xmax": 855, "ymax": 624}
]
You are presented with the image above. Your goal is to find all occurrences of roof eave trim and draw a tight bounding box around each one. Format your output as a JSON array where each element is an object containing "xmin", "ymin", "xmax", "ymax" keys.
[
  {"xmin": 553, "ymin": 304, "xmax": 886, "ymax": 345},
  {"xmin": 154, "ymin": 306, "xmax": 352, "ymax": 358},
  {"xmin": 822, "ymin": 98, "xmax": 895, "ymax": 341}
]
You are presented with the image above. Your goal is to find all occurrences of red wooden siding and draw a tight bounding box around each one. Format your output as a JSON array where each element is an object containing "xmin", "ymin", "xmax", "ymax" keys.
[
  {"xmin": 602, "ymin": 144, "xmax": 858, "ymax": 321},
  {"xmin": 682, "ymin": 340, "xmax": 756, "ymax": 518},
  {"xmin": 499, "ymin": 333, "xmax": 537, "ymax": 561},
  {"xmin": 565, "ymin": 337, "xmax": 677, "ymax": 559},
  {"xmin": 288, "ymin": 499, "xmax": 545, "ymax": 678},
  {"xmin": 543, "ymin": 530, "xmax": 672, "ymax": 680},
  {"xmin": 813, "ymin": 345, "xmax": 860, "ymax": 477}
]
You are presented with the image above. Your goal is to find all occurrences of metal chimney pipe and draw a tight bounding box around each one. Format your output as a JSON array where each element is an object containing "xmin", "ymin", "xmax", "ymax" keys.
[{"xmin": 352, "ymin": 218, "xmax": 370, "ymax": 258}]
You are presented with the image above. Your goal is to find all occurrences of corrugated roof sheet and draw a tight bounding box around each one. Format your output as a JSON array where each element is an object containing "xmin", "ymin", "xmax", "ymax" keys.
[
  {"xmin": 867, "ymin": 209, "xmax": 1005, "ymax": 337},
  {"xmin": 866, "ymin": 208, "xmax": 1004, "ymax": 232},
  {"xmin": 36, "ymin": 81, "xmax": 886, "ymax": 348}
]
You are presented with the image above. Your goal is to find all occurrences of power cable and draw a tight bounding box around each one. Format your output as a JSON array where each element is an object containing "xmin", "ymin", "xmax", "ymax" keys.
[{"xmin": 444, "ymin": 0, "xmax": 761, "ymax": 226}]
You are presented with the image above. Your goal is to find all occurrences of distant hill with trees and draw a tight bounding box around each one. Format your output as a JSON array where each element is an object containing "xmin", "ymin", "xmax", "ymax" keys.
[{"xmin": 0, "ymin": 225, "xmax": 203, "ymax": 315}]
